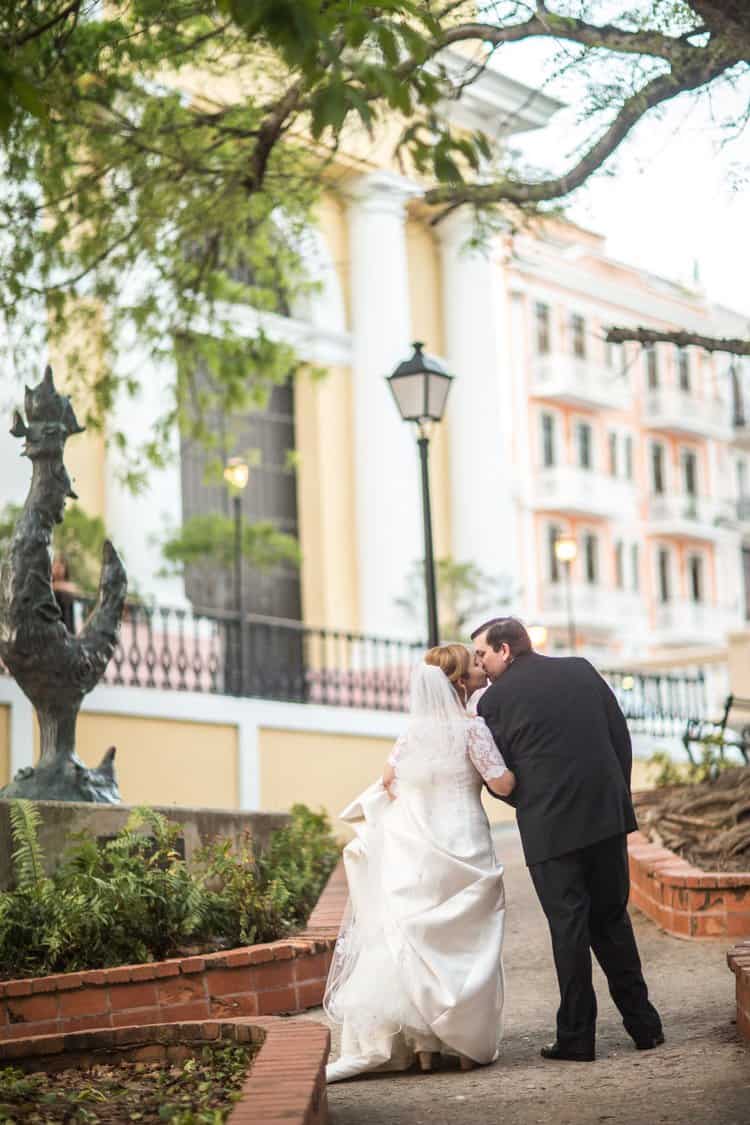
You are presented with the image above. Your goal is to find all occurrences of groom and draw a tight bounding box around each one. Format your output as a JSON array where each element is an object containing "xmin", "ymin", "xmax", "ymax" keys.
[{"xmin": 472, "ymin": 617, "xmax": 663, "ymax": 1062}]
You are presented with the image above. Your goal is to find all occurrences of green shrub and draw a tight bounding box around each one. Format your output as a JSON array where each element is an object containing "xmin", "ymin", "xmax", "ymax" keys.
[
  {"xmin": 194, "ymin": 805, "xmax": 341, "ymax": 947},
  {"xmin": 0, "ymin": 801, "xmax": 339, "ymax": 979},
  {"xmin": 649, "ymin": 742, "xmax": 739, "ymax": 788}
]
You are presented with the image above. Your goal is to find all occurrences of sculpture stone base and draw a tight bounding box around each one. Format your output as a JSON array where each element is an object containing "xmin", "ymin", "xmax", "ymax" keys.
[
  {"xmin": 0, "ymin": 748, "xmax": 120, "ymax": 804},
  {"xmin": 0, "ymin": 800, "xmax": 290, "ymax": 888}
]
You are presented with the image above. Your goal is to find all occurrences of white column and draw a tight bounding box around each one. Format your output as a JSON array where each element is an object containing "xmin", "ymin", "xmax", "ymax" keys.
[
  {"xmin": 347, "ymin": 172, "xmax": 424, "ymax": 639},
  {"xmin": 437, "ymin": 213, "xmax": 520, "ymax": 601},
  {"xmin": 8, "ymin": 682, "xmax": 33, "ymax": 777},
  {"xmin": 238, "ymin": 703, "xmax": 260, "ymax": 811},
  {"xmin": 106, "ymin": 315, "xmax": 187, "ymax": 607}
]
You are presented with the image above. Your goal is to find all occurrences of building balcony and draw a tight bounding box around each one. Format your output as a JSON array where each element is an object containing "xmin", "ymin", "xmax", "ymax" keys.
[
  {"xmin": 531, "ymin": 466, "xmax": 636, "ymax": 520},
  {"xmin": 643, "ymin": 388, "xmax": 731, "ymax": 441},
  {"xmin": 646, "ymin": 494, "xmax": 737, "ymax": 540},
  {"xmin": 531, "ymin": 353, "xmax": 629, "ymax": 412},
  {"xmin": 651, "ymin": 601, "xmax": 737, "ymax": 647},
  {"xmin": 540, "ymin": 583, "xmax": 644, "ymax": 634}
]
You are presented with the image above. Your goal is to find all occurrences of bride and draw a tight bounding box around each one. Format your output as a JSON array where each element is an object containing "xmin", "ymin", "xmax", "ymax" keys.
[{"xmin": 325, "ymin": 643, "xmax": 515, "ymax": 1083}]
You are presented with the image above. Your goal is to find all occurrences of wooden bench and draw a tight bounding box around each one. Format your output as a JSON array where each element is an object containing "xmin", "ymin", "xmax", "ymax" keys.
[{"xmin": 683, "ymin": 693, "xmax": 750, "ymax": 766}]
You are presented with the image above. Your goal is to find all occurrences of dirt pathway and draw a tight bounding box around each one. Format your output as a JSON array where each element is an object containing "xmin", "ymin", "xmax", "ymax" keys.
[{"xmin": 310, "ymin": 826, "xmax": 749, "ymax": 1125}]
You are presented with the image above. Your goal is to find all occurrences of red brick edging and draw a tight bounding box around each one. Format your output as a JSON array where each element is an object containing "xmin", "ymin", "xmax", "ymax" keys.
[
  {"xmin": 728, "ymin": 942, "xmax": 750, "ymax": 1044},
  {"xmin": 0, "ymin": 861, "xmax": 347, "ymax": 1042},
  {"xmin": 628, "ymin": 831, "xmax": 750, "ymax": 939},
  {"xmin": 0, "ymin": 1017, "xmax": 330, "ymax": 1125}
]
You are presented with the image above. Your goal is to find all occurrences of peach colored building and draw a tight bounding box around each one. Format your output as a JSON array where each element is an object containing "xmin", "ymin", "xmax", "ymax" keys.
[{"xmin": 506, "ymin": 222, "xmax": 747, "ymax": 662}]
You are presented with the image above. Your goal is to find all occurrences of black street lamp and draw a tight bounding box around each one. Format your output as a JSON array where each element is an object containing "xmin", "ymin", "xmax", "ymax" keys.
[
  {"xmin": 223, "ymin": 456, "xmax": 250, "ymax": 693},
  {"xmin": 387, "ymin": 342, "xmax": 454, "ymax": 648}
]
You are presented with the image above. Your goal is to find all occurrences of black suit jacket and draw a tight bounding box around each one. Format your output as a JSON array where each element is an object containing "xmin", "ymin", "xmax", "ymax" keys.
[{"xmin": 478, "ymin": 651, "xmax": 637, "ymax": 866}]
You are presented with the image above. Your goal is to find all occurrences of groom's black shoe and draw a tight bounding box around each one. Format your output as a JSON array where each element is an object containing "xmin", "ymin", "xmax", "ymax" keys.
[
  {"xmin": 540, "ymin": 1041, "xmax": 595, "ymax": 1062},
  {"xmin": 634, "ymin": 1032, "xmax": 665, "ymax": 1051}
]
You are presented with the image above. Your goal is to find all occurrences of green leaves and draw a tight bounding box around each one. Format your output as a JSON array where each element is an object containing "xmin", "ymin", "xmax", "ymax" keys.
[
  {"xmin": 310, "ymin": 83, "xmax": 350, "ymax": 139},
  {"xmin": 0, "ymin": 800, "xmax": 339, "ymax": 978},
  {"xmin": 402, "ymin": 115, "xmax": 494, "ymax": 186},
  {"xmin": 0, "ymin": 64, "xmax": 48, "ymax": 131},
  {"xmin": 161, "ymin": 513, "xmax": 301, "ymax": 573},
  {"xmin": 9, "ymin": 800, "xmax": 48, "ymax": 899},
  {"xmin": 0, "ymin": 0, "xmax": 498, "ymax": 476}
]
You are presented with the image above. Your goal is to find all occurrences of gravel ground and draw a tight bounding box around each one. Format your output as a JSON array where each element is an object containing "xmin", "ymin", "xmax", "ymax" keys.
[{"xmin": 306, "ymin": 825, "xmax": 750, "ymax": 1125}]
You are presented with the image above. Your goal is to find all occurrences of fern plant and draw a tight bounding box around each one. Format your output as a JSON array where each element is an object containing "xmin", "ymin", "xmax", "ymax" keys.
[
  {"xmin": 0, "ymin": 801, "xmax": 339, "ymax": 979},
  {"xmin": 9, "ymin": 800, "xmax": 48, "ymax": 899}
]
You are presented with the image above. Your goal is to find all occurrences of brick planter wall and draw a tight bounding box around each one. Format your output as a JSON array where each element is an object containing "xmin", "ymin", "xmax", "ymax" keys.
[
  {"xmin": 728, "ymin": 942, "xmax": 750, "ymax": 1043},
  {"xmin": 0, "ymin": 1017, "xmax": 330, "ymax": 1125},
  {"xmin": 0, "ymin": 861, "xmax": 346, "ymax": 1042},
  {"xmin": 628, "ymin": 832, "xmax": 750, "ymax": 939}
]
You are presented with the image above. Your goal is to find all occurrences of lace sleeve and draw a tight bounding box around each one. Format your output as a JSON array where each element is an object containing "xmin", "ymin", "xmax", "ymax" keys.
[
  {"xmin": 467, "ymin": 718, "xmax": 508, "ymax": 781},
  {"xmin": 388, "ymin": 733, "xmax": 407, "ymax": 768}
]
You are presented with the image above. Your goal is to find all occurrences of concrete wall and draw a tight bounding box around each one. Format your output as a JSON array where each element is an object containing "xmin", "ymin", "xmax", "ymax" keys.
[
  {"xmin": 0, "ymin": 678, "xmax": 528, "ymax": 837},
  {"xmin": 0, "ymin": 799, "xmax": 289, "ymax": 889},
  {"xmin": 32, "ymin": 713, "xmax": 239, "ymax": 810},
  {"xmin": 258, "ymin": 725, "xmax": 522, "ymax": 833},
  {"xmin": 0, "ymin": 677, "xmax": 407, "ymax": 818}
]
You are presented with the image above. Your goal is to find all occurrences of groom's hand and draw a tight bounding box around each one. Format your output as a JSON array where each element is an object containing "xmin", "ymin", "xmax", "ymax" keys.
[{"xmin": 484, "ymin": 780, "xmax": 517, "ymax": 808}]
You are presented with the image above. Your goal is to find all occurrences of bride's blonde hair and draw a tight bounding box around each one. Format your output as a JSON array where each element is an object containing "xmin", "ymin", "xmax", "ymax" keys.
[{"xmin": 424, "ymin": 644, "xmax": 471, "ymax": 691}]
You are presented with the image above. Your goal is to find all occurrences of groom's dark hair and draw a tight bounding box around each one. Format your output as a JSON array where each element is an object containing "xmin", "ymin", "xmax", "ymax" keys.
[{"xmin": 471, "ymin": 617, "xmax": 532, "ymax": 657}]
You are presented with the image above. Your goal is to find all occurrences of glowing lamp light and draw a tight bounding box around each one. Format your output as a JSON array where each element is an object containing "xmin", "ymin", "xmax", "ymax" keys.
[
  {"xmin": 554, "ymin": 536, "xmax": 577, "ymax": 564},
  {"xmin": 223, "ymin": 457, "xmax": 249, "ymax": 491}
]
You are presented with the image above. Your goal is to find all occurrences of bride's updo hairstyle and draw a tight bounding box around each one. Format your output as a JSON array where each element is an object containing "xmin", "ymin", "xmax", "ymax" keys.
[
  {"xmin": 424, "ymin": 644, "xmax": 470, "ymax": 694},
  {"xmin": 409, "ymin": 645, "xmax": 469, "ymax": 722}
]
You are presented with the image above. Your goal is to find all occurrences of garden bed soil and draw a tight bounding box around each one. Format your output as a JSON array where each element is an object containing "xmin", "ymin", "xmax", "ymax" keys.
[
  {"xmin": 0, "ymin": 1040, "xmax": 258, "ymax": 1123},
  {"xmin": 0, "ymin": 1019, "xmax": 330, "ymax": 1125},
  {"xmin": 633, "ymin": 765, "xmax": 750, "ymax": 872}
]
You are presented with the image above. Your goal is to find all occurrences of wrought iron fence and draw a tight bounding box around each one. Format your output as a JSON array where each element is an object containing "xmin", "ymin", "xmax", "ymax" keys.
[
  {"xmin": 59, "ymin": 598, "xmax": 424, "ymax": 712},
  {"xmin": 602, "ymin": 668, "xmax": 707, "ymax": 739},
  {"xmin": 0, "ymin": 595, "xmax": 711, "ymax": 729}
]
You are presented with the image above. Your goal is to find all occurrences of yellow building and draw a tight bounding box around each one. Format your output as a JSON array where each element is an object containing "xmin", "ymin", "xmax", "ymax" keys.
[{"xmin": 0, "ymin": 54, "xmax": 744, "ymax": 821}]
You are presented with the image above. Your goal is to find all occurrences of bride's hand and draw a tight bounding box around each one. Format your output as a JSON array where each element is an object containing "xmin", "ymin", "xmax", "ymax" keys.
[{"xmin": 382, "ymin": 762, "xmax": 397, "ymax": 800}]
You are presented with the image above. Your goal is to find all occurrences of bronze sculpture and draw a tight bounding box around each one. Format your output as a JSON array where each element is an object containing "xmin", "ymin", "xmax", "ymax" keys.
[{"xmin": 0, "ymin": 367, "xmax": 127, "ymax": 802}]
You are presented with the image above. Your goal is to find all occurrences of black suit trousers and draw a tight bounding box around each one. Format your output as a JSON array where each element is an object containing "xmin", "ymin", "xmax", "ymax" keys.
[{"xmin": 529, "ymin": 834, "xmax": 662, "ymax": 1053}]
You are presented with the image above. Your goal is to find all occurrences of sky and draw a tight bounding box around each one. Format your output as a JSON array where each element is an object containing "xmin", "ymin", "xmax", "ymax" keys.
[{"xmin": 484, "ymin": 33, "xmax": 750, "ymax": 319}]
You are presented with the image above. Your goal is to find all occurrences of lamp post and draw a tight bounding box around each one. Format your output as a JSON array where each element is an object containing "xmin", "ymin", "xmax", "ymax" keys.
[
  {"xmin": 223, "ymin": 457, "xmax": 250, "ymax": 694},
  {"xmin": 554, "ymin": 535, "xmax": 577, "ymax": 654},
  {"xmin": 387, "ymin": 342, "xmax": 454, "ymax": 648}
]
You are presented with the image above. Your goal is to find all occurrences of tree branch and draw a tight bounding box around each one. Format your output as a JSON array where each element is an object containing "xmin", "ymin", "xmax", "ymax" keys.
[
  {"xmin": 425, "ymin": 52, "xmax": 739, "ymax": 212},
  {"xmin": 605, "ymin": 325, "xmax": 750, "ymax": 357},
  {"xmin": 3, "ymin": 1, "xmax": 82, "ymax": 50},
  {"xmin": 243, "ymin": 78, "xmax": 305, "ymax": 193},
  {"xmin": 438, "ymin": 12, "xmax": 703, "ymax": 62}
]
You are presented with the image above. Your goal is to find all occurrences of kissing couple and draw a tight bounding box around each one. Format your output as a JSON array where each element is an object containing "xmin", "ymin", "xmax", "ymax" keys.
[{"xmin": 325, "ymin": 617, "xmax": 663, "ymax": 1082}]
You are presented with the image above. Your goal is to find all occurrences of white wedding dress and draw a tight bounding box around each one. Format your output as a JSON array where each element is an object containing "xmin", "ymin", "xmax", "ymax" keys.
[{"xmin": 325, "ymin": 664, "xmax": 509, "ymax": 1083}]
